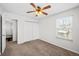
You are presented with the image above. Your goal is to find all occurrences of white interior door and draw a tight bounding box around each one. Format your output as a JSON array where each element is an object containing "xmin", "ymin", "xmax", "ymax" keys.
[
  {"xmin": 2, "ymin": 17, "xmax": 6, "ymax": 53},
  {"xmin": 24, "ymin": 22, "xmax": 33, "ymax": 42}
]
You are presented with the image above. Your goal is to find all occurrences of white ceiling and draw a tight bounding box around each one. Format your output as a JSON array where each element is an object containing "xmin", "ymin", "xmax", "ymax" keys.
[{"xmin": 0, "ymin": 3, "xmax": 79, "ymax": 19}]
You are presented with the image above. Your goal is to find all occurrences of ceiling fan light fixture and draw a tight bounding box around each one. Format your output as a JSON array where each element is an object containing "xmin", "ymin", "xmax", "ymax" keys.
[
  {"xmin": 36, "ymin": 11, "xmax": 42, "ymax": 16},
  {"xmin": 27, "ymin": 3, "xmax": 51, "ymax": 16},
  {"xmin": 36, "ymin": 11, "xmax": 40, "ymax": 16}
]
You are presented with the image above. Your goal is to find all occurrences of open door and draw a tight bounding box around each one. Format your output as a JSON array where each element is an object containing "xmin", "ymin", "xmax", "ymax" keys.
[{"xmin": 2, "ymin": 15, "xmax": 6, "ymax": 54}]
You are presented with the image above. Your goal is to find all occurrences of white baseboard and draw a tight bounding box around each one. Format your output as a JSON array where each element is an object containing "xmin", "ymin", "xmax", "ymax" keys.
[
  {"xmin": 17, "ymin": 39, "xmax": 39, "ymax": 44},
  {"xmin": 40, "ymin": 39, "xmax": 79, "ymax": 54}
]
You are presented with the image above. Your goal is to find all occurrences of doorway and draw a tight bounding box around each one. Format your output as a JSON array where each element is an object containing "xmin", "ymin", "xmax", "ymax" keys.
[{"xmin": 5, "ymin": 20, "xmax": 17, "ymax": 43}]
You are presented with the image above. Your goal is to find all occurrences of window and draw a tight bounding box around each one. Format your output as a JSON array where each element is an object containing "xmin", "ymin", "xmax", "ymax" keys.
[{"xmin": 56, "ymin": 16, "xmax": 72, "ymax": 40}]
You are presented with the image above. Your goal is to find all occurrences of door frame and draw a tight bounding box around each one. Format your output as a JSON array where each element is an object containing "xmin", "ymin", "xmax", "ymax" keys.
[{"xmin": 0, "ymin": 15, "xmax": 2, "ymax": 54}]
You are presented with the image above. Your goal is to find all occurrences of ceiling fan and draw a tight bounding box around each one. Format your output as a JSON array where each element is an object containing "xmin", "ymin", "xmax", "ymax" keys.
[{"xmin": 26, "ymin": 3, "xmax": 51, "ymax": 16}]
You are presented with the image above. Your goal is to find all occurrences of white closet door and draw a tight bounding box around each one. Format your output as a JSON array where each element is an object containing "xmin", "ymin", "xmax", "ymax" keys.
[
  {"xmin": 24, "ymin": 22, "xmax": 33, "ymax": 42},
  {"xmin": 32, "ymin": 23, "xmax": 39, "ymax": 39}
]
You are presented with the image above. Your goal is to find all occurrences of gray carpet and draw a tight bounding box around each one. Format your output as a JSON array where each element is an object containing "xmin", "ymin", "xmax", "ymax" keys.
[{"xmin": 2, "ymin": 39, "xmax": 79, "ymax": 56}]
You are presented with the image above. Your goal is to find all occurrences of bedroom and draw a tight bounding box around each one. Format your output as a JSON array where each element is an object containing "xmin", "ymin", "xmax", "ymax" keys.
[{"xmin": 0, "ymin": 3, "xmax": 79, "ymax": 56}]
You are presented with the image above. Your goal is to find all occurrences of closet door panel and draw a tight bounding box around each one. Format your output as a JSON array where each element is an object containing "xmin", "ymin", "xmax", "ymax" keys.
[
  {"xmin": 32, "ymin": 23, "xmax": 39, "ymax": 39},
  {"xmin": 23, "ymin": 22, "xmax": 33, "ymax": 42}
]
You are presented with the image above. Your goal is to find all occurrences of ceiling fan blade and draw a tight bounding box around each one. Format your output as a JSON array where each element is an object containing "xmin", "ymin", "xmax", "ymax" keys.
[
  {"xmin": 26, "ymin": 11, "xmax": 35, "ymax": 13},
  {"xmin": 42, "ymin": 5, "xmax": 51, "ymax": 10},
  {"xmin": 30, "ymin": 3, "xmax": 36, "ymax": 9},
  {"xmin": 42, "ymin": 12, "xmax": 48, "ymax": 15}
]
